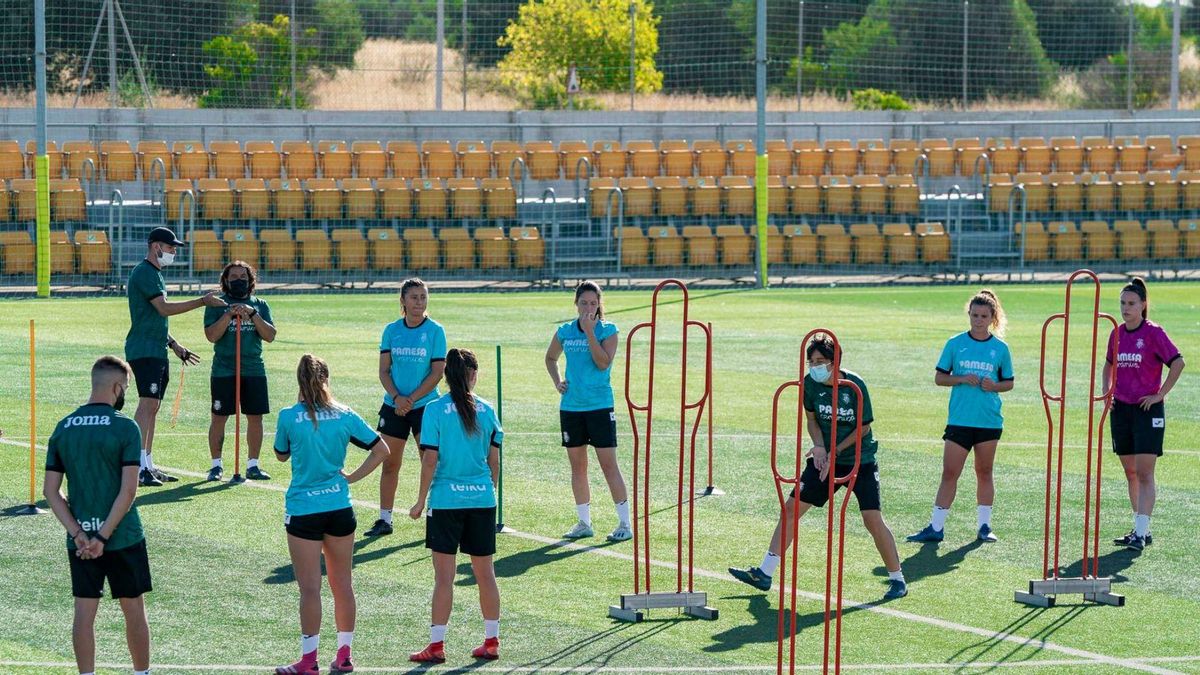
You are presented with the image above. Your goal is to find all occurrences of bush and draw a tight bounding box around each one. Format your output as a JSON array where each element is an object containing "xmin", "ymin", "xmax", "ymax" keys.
[
  {"xmin": 1078, "ymin": 46, "xmax": 1172, "ymax": 109},
  {"xmin": 314, "ymin": 0, "xmax": 365, "ymax": 71},
  {"xmin": 851, "ymin": 88, "xmax": 910, "ymax": 110},
  {"xmin": 199, "ymin": 15, "xmax": 318, "ymax": 109}
]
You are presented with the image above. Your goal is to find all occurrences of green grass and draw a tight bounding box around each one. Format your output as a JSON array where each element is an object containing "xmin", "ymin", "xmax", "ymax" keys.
[{"xmin": 2, "ymin": 284, "xmax": 1198, "ymax": 674}]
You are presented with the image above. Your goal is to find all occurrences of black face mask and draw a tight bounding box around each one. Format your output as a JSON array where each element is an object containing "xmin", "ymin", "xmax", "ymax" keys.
[
  {"xmin": 228, "ymin": 279, "xmax": 250, "ymax": 298},
  {"xmin": 114, "ymin": 387, "xmax": 127, "ymax": 411}
]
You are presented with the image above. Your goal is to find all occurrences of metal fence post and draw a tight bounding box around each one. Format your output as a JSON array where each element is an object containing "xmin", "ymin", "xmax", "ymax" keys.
[
  {"xmin": 436, "ymin": 0, "xmax": 445, "ymax": 111},
  {"xmin": 629, "ymin": 1, "xmax": 637, "ymax": 111},
  {"xmin": 1170, "ymin": 0, "xmax": 1181, "ymax": 111},
  {"xmin": 1127, "ymin": 0, "xmax": 1134, "ymax": 113},
  {"xmin": 796, "ymin": 0, "xmax": 805, "ymax": 112},
  {"xmin": 962, "ymin": 1, "xmax": 969, "ymax": 109},
  {"xmin": 290, "ymin": 0, "xmax": 297, "ymax": 109}
]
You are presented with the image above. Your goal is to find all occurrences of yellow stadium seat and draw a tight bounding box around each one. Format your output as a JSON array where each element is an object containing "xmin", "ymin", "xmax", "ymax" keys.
[
  {"xmin": 25, "ymin": 140, "xmax": 63, "ymax": 179},
  {"xmin": 1014, "ymin": 221, "xmax": 1049, "ymax": 261},
  {"xmin": 588, "ymin": 178, "xmax": 618, "ymax": 219},
  {"xmin": 282, "ymin": 143, "xmax": 317, "ymax": 181},
  {"xmin": 1146, "ymin": 135, "xmax": 1180, "ymax": 170},
  {"xmin": 988, "ymin": 173, "xmax": 1014, "ymax": 213},
  {"xmin": 352, "ymin": 141, "xmax": 387, "ymax": 179},
  {"xmin": 619, "ymin": 177, "xmax": 654, "ymax": 218},
  {"xmin": 765, "ymin": 224, "xmax": 784, "ymax": 264},
  {"xmin": 258, "ymin": 229, "xmax": 295, "ymax": 270},
  {"xmin": 368, "ymin": 228, "xmax": 403, "ymax": 266},
  {"xmin": 625, "ymin": 140, "xmax": 659, "ymax": 178},
  {"xmin": 439, "ymin": 227, "xmax": 475, "ymax": 270},
  {"xmin": 1113, "ymin": 171, "xmax": 1146, "ymax": 211},
  {"xmin": 476, "ymin": 226, "xmax": 511, "ymax": 269},
  {"xmin": 331, "ymin": 225, "xmax": 367, "ymax": 267},
  {"xmin": 593, "ymin": 140, "xmax": 627, "ymax": 178},
  {"xmin": 188, "ymin": 230, "xmax": 223, "ymax": 272},
  {"xmin": 482, "ymin": 178, "xmax": 517, "ymax": 220},
  {"xmin": 317, "ymin": 141, "xmax": 353, "ymax": 179},
  {"xmin": 882, "ymin": 223, "xmax": 916, "ymax": 263},
  {"xmin": 1115, "ymin": 136, "xmax": 1149, "ymax": 172},
  {"xmin": 492, "ymin": 140, "xmax": 526, "ymax": 179},
  {"xmin": 247, "ymin": 143, "xmax": 282, "ymax": 180},
  {"xmin": 1146, "ymin": 219, "xmax": 1179, "ymax": 259},
  {"xmin": 0, "ymin": 184, "xmax": 9, "ymax": 221},
  {"xmin": 448, "ymin": 178, "xmax": 482, "ymax": 219},
  {"xmin": 1114, "ymin": 219, "xmax": 1148, "ymax": 258},
  {"xmin": 793, "ymin": 139, "xmax": 826, "ymax": 176},
  {"xmin": 1049, "ymin": 172, "xmax": 1082, "ymax": 212},
  {"xmin": 404, "ymin": 227, "xmax": 439, "ymax": 269},
  {"xmin": 719, "ymin": 175, "xmax": 754, "ymax": 217},
  {"xmin": 235, "ymin": 178, "xmax": 270, "ymax": 220},
  {"xmin": 1179, "ymin": 219, "xmax": 1200, "ymax": 258},
  {"xmin": 10, "ymin": 178, "xmax": 38, "ymax": 221},
  {"xmin": 457, "ymin": 141, "xmax": 492, "ymax": 179},
  {"xmin": 827, "ymin": 140, "xmax": 858, "ymax": 175},
  {"xmin": 1016, "ymin": 172, "xmax": 1050, "ymax": 212},
  {"xmin": 766, "ymin": 175, "xmax": 788, "ymax": 216},
  {"xmin": 197, "ymin": 178, "xmax": 234, "ymax": 221},
  {"xmin": 387, "ymin": 141, "xmax": 422, "ymax": 179},
  {"xmin": 652, "ymin": 176, "xmax": 687, "ymax": 217},
  {"xmin": 1020, "ymin": 137, "xmax": 1051, "ymax": 173},
  {"xmin": 525, "ymin": 141, "xmax": 559, "ymax": 180},
  {"xmin": 1080, "ymin": 220, "xmax": 1115, "ymax": 260},
  {"xmin": 173, "ymin": 143, "xmax": 209, "ymax": 180},
  {"xmin": 767, "ymin": 140, "xmax": 793, "ymax": 177},
  {"xmin": 954, "ymin": 138, "xmax": 985, "ymax": 177},
  {"xmin": 1180, "ymin": 136, "xmax": 1200, "ymax": 171},
  {"xmin": 849, "ymin": 223, "xmax": 883, "ymax": 264},
  {"xmin": 859, "ymin": 140, "xmax": 889, "ymax": 175},
  {"xmin": 853, "ymin": 175, "xmax": 886, "ymax": 215},
  {"xmin": 1180, "ymin": 170, "xmax": 1200, "ymax": 210},
  {"xmin": 50, "ymin": 178, "xmax": 87, "ymax": 222},
  {"xmin": 269, "ymin": 179, "xmax": 307, "ymax": 220},
  {"xmin": 306, "ymin": 178, "xmax": 343, "ymax": 220},
  {"xmin": 343, "ymin": 178, "xmax": 378, "ymax": 220},
  {"xmin": 727, "ymin": 140, "xmax": 756, "ymax": 176},
  {"xmin": 422, "ymin": 141, "xmax": 457, "ymax": 179},
  {"xmin": 1083, "ymin": 173, "xmax": 1114, "ymax": 212},
  {"xmin": 915, "ymin": 222, "xmax": 950, "ymax": 263},
  {"xmin": 0, "ymin": 140, "xmax": 25, "ymax": 179},
  {"xmin": 687, "ymin": 177, "xmax": 721, "ymax": 217},
  {"xmin": 783, "ymin": 223, "xmax": 816, "ymax": 264},
  {"xmin": 682, "ymin": 224, "xmax": 717, "ymax": 266},
  {"xmin": 987, "ymin": 137, "xmax": 1020, "ymax": 175},
  {"xmin": 694, "ymin": 140, "xmax": 728, "ymax": 177},
  {"xmin": 1146, "ymin": 171, "xmax": 1178, "ymax": 211},
  {"xmin": 377, "ymin": 178, "xmax": 413, "ymax": 220},
  {"xmin": 295, "ymin": 229, "xmax": 331, "ymax": 270},
  {"xmin": 886, "ymin": 174, "xmax": 920, "ymax": 216},
  {"xmin": 511, "ymin": 225, "xmax": 544, "ymax": 269},
  {"xmin": 892, "ymin": 139, "xmax": 923, "ymax": 177},
  {"xmin": 100, "ymin": 141, "xmax": 137, "ymax": 182},
  {"xmin": 820, "ymin": 175, "xmax": 853, "ymax": 215},
  {"xmin": 1084, "ymin": 137, "xmax": 1116, "ymax": 173},
  {"xmin": 0, "ymin": 231, "xmax": 34, "ymax": 274},
  {"xmin": 1051, "ymin": 137, "xmax": 1083, "ymax": 173},
  {"xmin": 209, "ymin": 140, "xmax": 245, "ymax": 180},
  {"xmin": 72, "ymin": 230, "xmax": 109, "ymax": 273},
  {"xmin": 615, "ymin": 226, "xmax": 650, "ymax": 267},
  {"xmin": 647, "ymin": 225, "xmax": 682, "ymax": 266},
  {"xmin": 162, "ymin": 178, "xmax": 194, "ymax": 223},
  {"xmin": 816, "ymin": 223, "xmax": 851, "ymax": 264},
  {"xmin": 560, "ymin": 140, "xmax": 592, "ymax": 179},
  {"xmin": 1047, "ymin": 221, "xmax": 1083, "ymax": 260},
  {"xmin": 922, "ymin": 138, "xmax": 954, "ymax": 177},
  {"xmin": 788, "ymin": 175, "xmax": 820, "ymax": 215},
  {"xmin": 716, "ymin": 224, "xmax": 751, "ymax": 266},
  {"xmin": 62, "ymin": 141, "xmax": 98, "ymax": 181},
  {"xmin": 223, "ymin": 229, "xmax": 259, "ymax": 267}
]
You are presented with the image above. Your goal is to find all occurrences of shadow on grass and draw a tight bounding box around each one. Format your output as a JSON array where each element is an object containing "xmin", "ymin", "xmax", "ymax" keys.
[
  {"xmin": 131, "ymin": 478, "xmax": 241, "ymax": 508},
  {"xmin": 873, "ymin": 539, "xmax": 984, "ymax": 585},
  {"xmin": 947, "ymin": 605, "xmax": 1087, "ymax": 673},
  {"xmin": 1, "ymin": 501, "xmax": 51, "ymax": 519},
  {"xmin": 514, "ymin": 620, "xmax": 680, "ymax": 672},
  {"xmin": 704, "ymin": 592, "xmax": 874, "ymax": 654},
  {"xmin": 263, "ymin": 536, "xmax": 425, "ymax": 584},
  {"xmin": 1056, "ymin": 547, "xmax": 1141, "ymax": 584}
]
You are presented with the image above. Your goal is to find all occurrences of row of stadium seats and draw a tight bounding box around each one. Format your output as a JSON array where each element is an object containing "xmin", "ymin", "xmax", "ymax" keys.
[
  {"xmin": 0, "ymin": 230, "xmax": 112, "ymax": 275},
  {"xmin": 590, "ymin": 175, "xmax": 921, "ymax": 218},
  {"xmin": 4, "ymin": 134, "xmax": 1197, "ymax": 183},
  {"xmin": 162, "ymin": 177, "xmax": 518, "ymax": 223},
  {"xmin": 0, "ymin": 178, "xmax": 88, "ymax": 221},
  {"xmin": 1014, "ymin": 219, "xmax": 1200, "ymax": 261},
  {"xmin": 988, "ymin": 171, "xmax": 1200, "ymax": 213}
]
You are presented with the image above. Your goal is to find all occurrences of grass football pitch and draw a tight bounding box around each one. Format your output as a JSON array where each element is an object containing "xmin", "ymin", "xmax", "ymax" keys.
[{"xmin": 1, "ymin": 283, "xmax": 1198, "ymax": 674}]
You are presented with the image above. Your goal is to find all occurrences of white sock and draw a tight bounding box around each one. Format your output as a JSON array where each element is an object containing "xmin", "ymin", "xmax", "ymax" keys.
[
  {"xmin": 82, "ymin": 672, "xmax": 96, "ymax": 675},
  {"xmin": 888, "ymin": 569, "xmax": 905, "ymax": 582},
  {"xmin": 133, "ymin": 670, "xmax": 150, "ymax": 675},
  {"xmin": 760, "ymin": 551, "xmax": 780, "ymax": 577},
  {"xmin": 977, "ymin": 505, "xmax": 992, "ymax": 528},
  {"xmin": 1134, "ymin": 514, "xmax": 1150, "ymax": 537},
  {"xmin": 930, "ymin": 506, "xmax": 950, "ymax": 532},
  {"xmin": 484, "ymin": 619, "xmax": 500, "ymax": 639},
  {"xmin": 140, "ymin": 450, "xmax": 151, "ymax": 470},
  {"xmin": 380, "ymin": 509, "xmax": 393, "ymax": 525},
  {"xmin": 336, "ymin": 631, "xmax": 353, "ymax": 649},
  {"xmin": 614, "ymin": 500, "xmax": 630, "ymax": 528},
  {"xmin": 1132, "ymin": 512, "xmax": 1139, "ymax": 531},
  {"xmin": 575, "ymin": 503, "xmax": 591, "ymax": 525},
  {"xmin": 212, "ymin": 458, "xmax": 223, "ymax": 469},
  {"xmin": 248, "ymin": 458, "xmax": 259, "ymax": 469},
  {"xmin": 430, "ymin": 624, "xmax": 447, "ymax": 644},
  {"xmin": 301, "ymin": 633, "xmax": 319, "ymax": 656}
]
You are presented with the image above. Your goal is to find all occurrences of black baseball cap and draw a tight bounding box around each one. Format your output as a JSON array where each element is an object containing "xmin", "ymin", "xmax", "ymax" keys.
[{"xmin": 148, "ymin": 227, "xmax": 186, "ymax": 246}]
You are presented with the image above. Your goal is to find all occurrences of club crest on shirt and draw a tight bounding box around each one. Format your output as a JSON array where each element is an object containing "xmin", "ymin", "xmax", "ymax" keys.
[
  {"xmin": 149, "ymin": 383, "xmax": 159, "ymax": 394},
  {"xmin": 214, "ymin": 400, "xmax": 222, "ymax": 412},
  {"xmin": 841, "ymin": 392, "xmax": 851, "ymax": 404},
  {"xmin": 1136, "ymin": 338, "xmax": 1145, "ymax": 349},
  {"xmin": 989, "ymin": 349, "xmax": 996, "ymax": 359},
  {"xmin": 420, "ymin": 333, "xmax": 427, "ymax": 343}
]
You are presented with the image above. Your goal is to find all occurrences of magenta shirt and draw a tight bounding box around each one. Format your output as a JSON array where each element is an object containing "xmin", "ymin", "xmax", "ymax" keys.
[{"xmin": 1106, "ymin": 320, "xmax": 1181, "ymax": 404}]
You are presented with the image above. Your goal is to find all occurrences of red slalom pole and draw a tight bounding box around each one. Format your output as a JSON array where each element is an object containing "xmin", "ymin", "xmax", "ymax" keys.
[{"xmin": 231, "ymin": 314, "xmax": 244, "ymax": 484}]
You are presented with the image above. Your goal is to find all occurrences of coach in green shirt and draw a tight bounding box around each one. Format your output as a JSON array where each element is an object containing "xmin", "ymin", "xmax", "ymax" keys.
[
  {"xmin": 203, "ymin": 260, "xmax": 276, "ymax": 482},
  {"xmin": 44, "ymin": 356, "xmax": 154, "ymax": 675},
  {"xmin": 125, "ymin": 227, "xmax": 226, "ymax": 487}
]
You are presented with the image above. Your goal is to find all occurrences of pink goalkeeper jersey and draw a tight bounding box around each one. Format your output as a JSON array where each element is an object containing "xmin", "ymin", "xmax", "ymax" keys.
[{"xmin": 1107, "ymin": 320, "xmax": 1181, "ymax": 405}]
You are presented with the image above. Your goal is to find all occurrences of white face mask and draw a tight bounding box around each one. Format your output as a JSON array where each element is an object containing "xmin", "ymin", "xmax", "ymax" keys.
[
  {"xmin": 157, "ymin": 250, "xmax": 176, "ymax": 266},
  {"xmin": 809, "ymin": 363, "xmax": 833, "ymax": 384}
]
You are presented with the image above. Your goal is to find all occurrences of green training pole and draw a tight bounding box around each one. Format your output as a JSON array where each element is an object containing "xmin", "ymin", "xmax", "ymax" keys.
[
  {"xmin": 753, "ymin": 0, "xmax": 768, "ymax": 288},
  {"xmin": 34, "ymin": 0, "xmax": 50, "ymax": 297},
  {"xmin": 755, "ymin": 154, "xmax": 768, "ymax": 287},
  {"xmin": 495, "ymin": 343, "xmax": 507, "ymax": 533}
]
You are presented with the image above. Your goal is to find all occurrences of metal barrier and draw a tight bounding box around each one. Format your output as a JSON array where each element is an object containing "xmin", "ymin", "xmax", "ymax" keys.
[
  {"xmin": 508, "ymin": 156, "xmax": 527, "ymax": 202},
  {"xmin": 1008, "ymin": 183, "xmax": 1028, "ymax": 273},
  {"xmin": 108, "ymin": 189, "xmax": 125, "ymax": 273},
  {"xmin": 148, "ymin": 156, "xmax": 166, "ymax": 206},
  {"xmin": 542, "ymin": 187, "xmax": 558, "ymax": 277},
  {"xmin": 948, "ymin": 184, "xmax": 965, "ymax": 268},
  {"xmin": 180, "ymin": 189, "xmax": 196, "ymax": 278},
  {"xmin": 573, "ymin": 156, "xmax": 593, "ymax": 202},
  {"xmin": 605, "ymin": 187, "xmax": 625, "ymax": 277}
]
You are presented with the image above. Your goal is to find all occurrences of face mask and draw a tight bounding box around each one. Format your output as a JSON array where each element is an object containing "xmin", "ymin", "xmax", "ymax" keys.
[
  {"xmin": 228, "ymin": 279, "xmax": 250, "ymax": 298},
  {"xmin": 809, "ymin": 363, "xmax": 832, "ymax": 384},
  {"xmin": 157, "ymin": 250, "xmax": 175, "ymax": 266},
  {"xmin": 113, "ymin": 386, "xmax": 126, "ymax": 411}
]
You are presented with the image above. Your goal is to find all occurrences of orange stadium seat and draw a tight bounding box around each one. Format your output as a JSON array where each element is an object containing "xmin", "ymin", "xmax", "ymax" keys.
[
  {"xmin": 209, "ymin": 140, "xmax": 245, "ymax": 180},
  {"xmin": 783, "ymin": 224, "xmax": 816, "ymax": 264},
  {"xmin": 827, "ymin": 139, "xmax": 858, "ymax": 175},
  {"xmin": 716, "ymin": 224, "xmax": 752, "ymax": 266},
  {"xmin": 892, "ymin": 139, "xmax": 923, "ymax": 176},
  {"xmin": 74, "ymin": 230, "xmax": 109, "ymax": 273},
  {"xmin": 853, "ymin": 175, "xmax": 886, "ymax": 215},
  {"xmin": 767, "ymin": 140, "xmax": 793, "ymax": 176},
  {"xmin": 448, "ymin": 178, "xmax": 482, "ymax": 219},
  {"xmin": 511, "ymin": 226, "xmax": 544, "ymax": 269},
  {"xmin": 413, "ymin": 178, "xmax": 448, "ymax": 220},
  {"xmin": 887, "ymin": 174, "xmax": 920, "ymax": 216},
  {"xmin": 788, "ymin": 175, "xmax": 820, "ymax": 215},
  {"xmin": 694, "ymin": 140, "xmax": 728, "ymax": 177},
  {"xmin": 1113, "ymin": 171, "xmax": 1146, "ymax": 211},
  {"xmin": 0, "ymin": 231, "xmax": 35, "ymax": 274},
  {"xmin": 173, "ymin": 142, "xmax": 210, "ymax": 180},
  {"xmin": 270, "ymin": 179, "xmax": 307, "ymax": 220},
  {"xmin": 423, "ymin": 141, "xmax": 457, "ymax": 179},
  {"xmin": 295, "ymin": 229, "xmax": 331, "ymax": 270},
  {"xmin": 50, "ymin": 179, "xmax": 87, "ymax": 222},
  {"xmin": 247, "ymin": 141, "xmax": 282, "ymax": 179},
  {"xmin": 482, "ymin": 178, "xmax": 517, "ymax": 220},
  {"xmin": 282, "ymin": 141, "xmax": 317, "ymax": 180},
  {"xmin": 100, "ymin": 141, "xmax": 137, "ymax": 182},
  {"xmin": 653, "ymin": 176, "xmax": 687, "ymax": 217},
  {"xmin": 1146, "ymin": 171, "xmax": 1178, "ymax": 211},
  {"xmin": 883, "ymin": 223, "xmax": 917, "ymax": 263},
  {"xmin": 922, "ymin": 139, "xmax": 954, "ymax": 177},
  {"xmin": 223, "ymin": 229, "xmax": 259, "ymax": 267},
  {"xmin": 1114, "ymin": 219, "xmax": 1148, "ymax": 258},
  {"xmin": 475, "ymin": 226, "xmax": 511, "ymax": 269},
  {"xmin": 318, "ymin": 141, "xmax": 353, "ymax": 179},
  {"xmin": 1084, "ymin": 137, "xmax": 1116, "ymax": 173},
  {"xmin": 820, "ymin": 175, "xmax": 853, "ymax": 215},
  {"xmin": 659, "ymin": 140, "xmax": 693, "ymax": 178},
  {"xmin": 727, "ymin": 140, "xmax": 756, "ymax": 177},
  {"xmin": 457, "ymin": 141, "xmax": 492, "ymax": 179},
  {"xmin": 333, "ymin": 227, "xmax": 369, "ymax": 269},
  {"xmin": 1020, "ymin": 137, "xmax": 1051, "ymax": 173},
  {"xmin": 593, "ymin": 140, "xmax": 627, "ymax": 178},
  {"xmin": 258, "ymin": 229, "xmax": 295, "ymax": 270},
  {"xmin": 352, "ymin": 141, "xmax": 388, "ymax": 179},
  {"xmin": 560, "ymin": 140, "xmax": 592, "ymax": 179},
  {"xmin": 197, "ymin": 178, "xmax": 234, "ymax": 221},
  {"xmin": 850, "ymin": 223, "xmax": 884, "ymax": 264},
  {"xmin": 987, "ymin": 137, "xmax": 1020, "ymax": 174},
  {"xmin": 1080, "ymin": 220, "xmax": 1115, "ymax": 259},
  {"xmin": 1083, "ymin": 173, "xmax": 1114, "ymax": 212},
  {"xmin": 62, "ymin": 141, "xmax": 98, "ymax": 180},
  {"xmin": 1049, "ymin": 172, "xmax": 1082, "ymax": 212},
  {"xmin": 306, "ymin": 178, "xmax": 343, "ymax": 220},
  {"xmin": 1014, "ymin": 221, "xmax": 1049, "ymax": 261},
  {"xmin": 234, "ymin": 178, "xmax": 270, "ymax": 220},
  {"xmin": 719, "ymin": 175, "xmax": 754, "ymax": 217},
  {"xmin": 1115, "ymin": 136, "xmax": 1149, "ymax": 172},
  {"xmin": 404, "ymin": 227, "xmax": 439, "ymax": 269},
  {"xmin": 377, "ymin": 178, "xmax": 412, "ymax": 220},
  {"xmin": 1146, "ymin": 219, "xmax": 1180, "ymax": 259},
  {"xmin": 439, "ymin": 227, "xmax": 475, "ymax": 270},
  {"xmin": 954, "ymin": 138, "xmax": 984, "ymax": 177},
  {"xmin": 682, "ymin": 225, "xmax": 717, "ymax": 266},
  {"xmin": 687, "ymin": 177, "xmax": 721, "ymax": 217},
  {"xmin": 525, "ymin": 140, "xmax": 559, "ymax": 180},
  {"xmin": 368, "ymin": 228, "xmax": 404, "ymax": 266},
  {"xmin": 766, "ymin": 175, "xmax": 788, "ymax": 216},
  {"xmin": 914, "ymin": 222, "xmax": 950, "ymax": 263},
  {"xmin": 619, "ymin": 177, "xmax": 654, "ymax": 218},
  {"xmin": 647, "ymin": 224, "xmax": 683, "ymax": 266},
  {"xmin": 343, "ymin": 178, "xmax": 378, "ymax": 220},
  {"xmin": 793, "ymin": 140, "xmax": 825, "ymax": 176},
  {"xmin": 387, "ymin": 141, "xmax": 422, "ymax": 179},
  {"xmin": 1051, "ymin": 137, "xmax": 1083, "ymax": 173},
  {"xmin": 0, "ymin": 140, "xmax": 25, "ymax": 179},
  {"xmin": 816, "ymin": 223, "xmax": 851, "ymax": 264},
  {"xmin": 859, "ymin": 139, "xmax": 889, "ymax": 175},
  {"xmin": 615, "ymin": 226, "xmax": 649, "ymax": 267},
  {"xmin": 492, "ymin": 140, "xmax": 526, "ymax": 179},
  {"xmin": 1047, "ymin": 221, "xmax": 1082, "ymax": 260},
  {"xmin": 1179, "ymin": 219, "xmax": 1200, "ymax": 258}
]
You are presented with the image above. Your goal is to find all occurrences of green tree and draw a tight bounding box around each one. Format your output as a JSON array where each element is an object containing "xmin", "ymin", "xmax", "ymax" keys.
[
  {"xmin": 1026, "ymin": 0, "xmax": 1126, "ymax": 70},
  {"xmin": 199, "ymin": 14, "xmax": 318, "ymax": 108},
  {"xmin": 259, "ymin": 0, "xmax": 364, "ymax": 71},
  {"xmin": 497, "ymin": 0, "xmax": 663, "ymax": 108}
]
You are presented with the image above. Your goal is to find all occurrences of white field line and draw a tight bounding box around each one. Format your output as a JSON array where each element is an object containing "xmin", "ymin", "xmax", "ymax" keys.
[
  {"xmin": 3, "ymin": 655, "xmax": 1200, "ymax": 673},
  {"xmin": 1, "ymin": 437, "xmax": 1183, "ymax": 675}
]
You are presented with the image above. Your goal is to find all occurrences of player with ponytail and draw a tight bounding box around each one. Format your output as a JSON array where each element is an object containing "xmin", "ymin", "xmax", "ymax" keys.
[
  {"xmin": 409, "ymin": 348, "xmax": 504, "ymax": 664},
  {"xmin": 908, "ymin": 289, "xmax": 1014, "ymax": 544},
  {"xmin": 1105, "ymin": 277, "xmax": 1185, "ymax": 551}
]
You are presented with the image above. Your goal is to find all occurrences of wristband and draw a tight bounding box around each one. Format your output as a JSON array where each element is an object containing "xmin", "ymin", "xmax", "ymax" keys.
[
  {"xmin": 70, "ymin": 530, "xmax": 82, "ymax": 539},
  {"xmin": 167, "ymin": 338, "xmax": 177, "ymax": 347},
  {"xmin": 93, "ymin": 533, "xmax": 109, "ymax": 544}
]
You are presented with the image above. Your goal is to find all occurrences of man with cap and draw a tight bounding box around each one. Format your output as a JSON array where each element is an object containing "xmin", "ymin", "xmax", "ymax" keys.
[{"xmin": 126, "ymin": 227, "xmax": 226, "ymax": 487}]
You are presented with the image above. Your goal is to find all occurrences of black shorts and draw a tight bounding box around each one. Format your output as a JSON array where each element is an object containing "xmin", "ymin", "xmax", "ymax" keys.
[
  {"xmin": 1111, "ymin": 400, "xmax": 1165, "ymax": 457},
  {"xmin": 943, "ymin": 425, "xmax": 1004, "ymax": 451},
  {"xmin": 68, "ymin": 539, "xmax": 153, "ymax": 599},
  {"xmin": 377, "ymin": 404, "xmax": 425, "ymax": 440},
  {"xmin": 426, "ymin": 507, "xmax": 497, "ymax": 556},
  {"xmin": 793, "ymin": 459, "xmax": 882, "ymax": 511},
  {"xmin": 211, "ymin": 375, "xmax": 270, "ymax": 416},
  {"xmin": 560, "ymin": 408, "xmax": 618, "ymax": 448},
  {"xmin": 285, "ymin": 507, "xmax": 357, "ymax": 541},
  {"xmin": 129, "ymin": 358, "xmax": 170, "ymax": 400}
]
